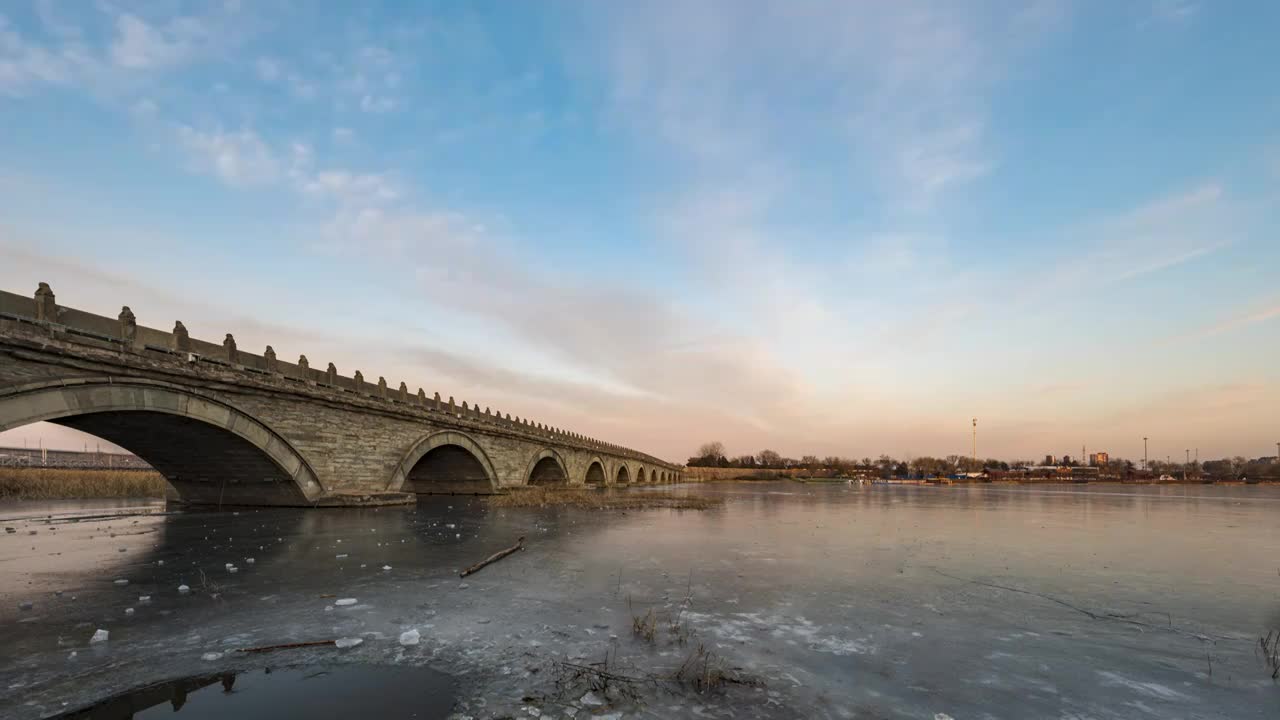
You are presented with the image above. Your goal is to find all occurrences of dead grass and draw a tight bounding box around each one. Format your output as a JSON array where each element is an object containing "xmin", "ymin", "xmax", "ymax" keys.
[
  {"xmin": 673, "ymin": 644, "xmax": 763, "ymax": 693},
  {"xmin": 487, "ymin": 485, "xmax": 720, "ymax": 510},
  {"xmin": 0, "ymin": 467, "xmax": 168, "ymax": 500},
  {"xmin": 1261, "ymin": 629, "xmax": 1279, "ymax": 680}
]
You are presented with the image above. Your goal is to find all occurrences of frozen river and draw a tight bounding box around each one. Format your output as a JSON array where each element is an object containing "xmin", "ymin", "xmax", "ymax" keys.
[{"xmin": 1, "ymin": 482, "xmax": 1278, "ymax": 719}]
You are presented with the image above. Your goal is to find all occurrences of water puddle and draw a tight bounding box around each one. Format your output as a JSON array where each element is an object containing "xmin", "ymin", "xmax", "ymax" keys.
[{"xmin": 54, "ymin": 664, "xmax": 455, "ymax": 719}]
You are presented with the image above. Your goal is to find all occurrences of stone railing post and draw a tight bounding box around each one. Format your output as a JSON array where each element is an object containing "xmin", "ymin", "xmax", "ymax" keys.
[
  {"xmin": 118, "ymin": 306, "xmax": 137, "ymax": 344},
  {"xmin": 433, "ymin": 392, "xmax": 442, "ymax": 410},
  {"xmin": 264, "ymin": 345, "xmax": 278, "ymax": 372},
  {"xmin": 378, "ymin": 376, "xmax": 388, "ymax": 399},
  {"xmin": 353, "ymin": 370, "xmax": 364, "ymax": 390},
  {"xmin": 326, "ymin": 362, "xmax": 338, "ymax": 385},
  {"xmin": 448, "ymin": 396, "xmax": 456, "ymax": 414},
  {"xmin": 399, "ymin": 381, "xmax": 408, "ymax": 402},
  {"xmin": 171, "ymin": 321, "xmax": 191, "ymax": 352},
  {"xmin": 34, "ymin": 282, "xmax": 57, "ymax": 323},
  {"xmin": 223, "ymin": 333, "xmax": 238, "ymax": 363},
  {"xmin": 418, "ymin": 388, "xmax": 427, "ymax": 406}
]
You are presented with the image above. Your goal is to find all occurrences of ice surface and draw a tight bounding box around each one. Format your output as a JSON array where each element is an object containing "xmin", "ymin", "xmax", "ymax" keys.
[{"xmin": 4, "ymin": 485, "xmax": 1279, "ymax": 720}]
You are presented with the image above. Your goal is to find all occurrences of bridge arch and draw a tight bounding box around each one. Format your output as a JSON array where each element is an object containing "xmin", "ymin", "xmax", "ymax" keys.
[
  {"xmin": 583, "ymin": 457, "xmax": 607, "ymax": 486},
  {"xmin": 392, "ymin": 430, "xmax": 498, "ymax": 494},
  {"xmin": 0, "ymin": 378, "xmax": 321, "ymax": 505},
  {"xmin": 636, "ymin": 467, "xmax": 647, "ymax": 484},
  {"xmin": 525, "ymin": 448, "xmax": 570, "ymax": 486},
  {"xmin": 615, "ymin": 464, "xmax": 630, "ymax": 484}
]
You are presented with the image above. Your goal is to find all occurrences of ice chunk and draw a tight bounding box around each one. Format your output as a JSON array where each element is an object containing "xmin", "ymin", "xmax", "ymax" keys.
[
  {"xmin": 67, "ymin": 651, "xmax": 77, "ymax": 660},
  {"xmin": 382, "ymin": 565, "xmax": 392, "ymax": 571},
  {"xmin": 113, "ymin": 579, "xmax": 129, "ymax": 585},
  {"xmin": 335, "ymin": 637, "xmax": 364, "ymax": 649},
  {"xmin": 156, "ymin": 560, "xmax": 164, "ymax": 566},
  {"xmin": 178, "ymin": 584, "xmax": 191, "ymax": 594},
  {"xmin": 245, "ymin": 558, "xmax": 255, "ymax": 564},
  {"xmin": 935, "ymin": 715, "xmax": 955, "ymax": 720},
  {"xmin": 90, "ymin": 629, "xmax": 109, "ymax": 644},
  {"xmin": 334, "ymin": 598, "xmax": 357, "ymax": 606},
  {"xmin": 138, "ymin": 595, "xmax": 151, "ymax": 603},
  {"xmin": 225, "ymin": 563, "xmax": 234, "ymax": 569},
  {"xmin": 228, "ymin": 566, "xmax": 239, "ymax": 573},
  {"xmin": 399, "ymin": 629, "xmax": 420, "ymax": 646},
  {"xmin": 579, "ymin": 690, "xmax": 605, "ymax": 706},
  {"xmin": 124, "ymin": 608, "xmax": 134, "ymax": 615},
  {"xmin": 201, "ymin": 652, "xmax": 223, "ymax": 661},
  {"xmin": 336, "ymin": 554, "xmax": 349, "ymax": 559}
]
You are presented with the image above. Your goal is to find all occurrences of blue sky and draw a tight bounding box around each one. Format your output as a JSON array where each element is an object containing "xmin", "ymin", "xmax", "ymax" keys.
[{"xmin": 1, "ymin": 0, "xmax": 1277, "ymax": 462}]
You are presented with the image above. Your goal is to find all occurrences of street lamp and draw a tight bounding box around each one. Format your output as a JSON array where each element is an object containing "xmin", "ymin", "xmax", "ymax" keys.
[{"xmin": 1143, "ymin": 437, "xmax": 1149, "ymax": 472}]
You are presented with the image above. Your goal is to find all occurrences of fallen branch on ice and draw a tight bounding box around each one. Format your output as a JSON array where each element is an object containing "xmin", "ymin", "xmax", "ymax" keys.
[{"xmin": 460, "ymin": 536, "xmax": 525, "ymax": 577}]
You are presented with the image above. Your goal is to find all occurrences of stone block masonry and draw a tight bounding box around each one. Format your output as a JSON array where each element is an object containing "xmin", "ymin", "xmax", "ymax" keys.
[{"xmin": 0, "ymin": 284, "xmax": 685, "ymax": 506}]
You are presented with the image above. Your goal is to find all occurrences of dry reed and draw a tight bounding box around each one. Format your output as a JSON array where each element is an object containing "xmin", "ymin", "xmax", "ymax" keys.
[
  {"xmin": 486, "ymin": 485, "xmax": 720, "ymax": 510},
  {"xmin": 0, "ymin": 467, "xmax": 168, "ymax": 500}
]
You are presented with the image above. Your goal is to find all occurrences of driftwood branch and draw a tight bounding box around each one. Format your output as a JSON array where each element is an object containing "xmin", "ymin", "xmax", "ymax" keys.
[
  {"xmin": 460, "ymin": 536, "xmax": 525, "ymax": 577},
  {"xmin": 236, "ymin": 640, "xmax": 336, "ymax": 654}
]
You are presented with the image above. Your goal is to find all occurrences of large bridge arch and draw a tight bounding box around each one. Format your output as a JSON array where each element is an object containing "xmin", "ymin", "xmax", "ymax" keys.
[
  {"xmin": 0, "ymin": 378, "xmax": 321, "ymax": 505},
  {"xmin": 392, "ymin": 430, "xmax": 498, "ymax": 494},
  {"xmin": 525, "ymin": 448, "xmax": 570, "ymax": 486},
  {"xmin": 615, "ymin": 464, "xmax": 630, "ymax": 485},
  {"xmin": 583, "ymin": 457, "xmax": 607, "ymax": 486}
]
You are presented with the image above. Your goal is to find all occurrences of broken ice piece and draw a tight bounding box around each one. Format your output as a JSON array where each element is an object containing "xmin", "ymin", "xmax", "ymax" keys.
[
  {"xmin": 113, "ymin": 579, "xmax": 129, "ymax": 585},
  {"xmin": 228, "ymin": 567, "xmax": 238, "ymax": 573},
  {"xmin": 178, "ymin": 584, "xmax": 191, "ymax": 594},
  {"xmin": 398, "ymin": 629, "xmax": 420, "ymax": 646},
  {"xmin": 138, "ymin": 596, "xmax": 151, "ymax": 603},
  {"xmin": 334, "ymin": 598, "xmax": 357, "ymax": 606},
  {"xmin": 90, "ymin": 629, "xmax": 109, "ymax": 644},
  {"xmin": 381, "ymin": 565, "xmax": 392, "ymax": 571},
  {"xmin": 245, "ymin": 558, "xmax": 255, "ymax": 564},
  {"xmin": 335, "ymin": 637, "xmax": 363, "ymax": 649},
  {"xmin": 201, "ymin": 652, "xmax": 222, "ymax": 661},
  {"xmin": 124, "ymin": 608, "xmax": 134, "ymax": 615},
  {"xmin": 336, "ymin": 554, "xmax": 348, "ymax": 559}
]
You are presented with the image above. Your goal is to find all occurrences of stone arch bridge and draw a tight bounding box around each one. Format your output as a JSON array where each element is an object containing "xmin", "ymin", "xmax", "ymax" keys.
[{"xmin": 0, "ymin": 284, "xmax": 684, "ymax": 507}]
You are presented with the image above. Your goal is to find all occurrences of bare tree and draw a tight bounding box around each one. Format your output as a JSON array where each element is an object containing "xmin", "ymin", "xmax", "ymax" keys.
[{"xmin": 697, "ymin": 441, "xmax": 726, "ymax": 460}]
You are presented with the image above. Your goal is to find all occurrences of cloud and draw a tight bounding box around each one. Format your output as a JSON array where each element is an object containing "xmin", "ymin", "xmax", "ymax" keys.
[
  {"xmin": 176, "ymin": 125, "xmax": 283, "ymax": 186},
  {"xmin": 110, "ymin": 14, "xmax": 189, "ymax": 69}
]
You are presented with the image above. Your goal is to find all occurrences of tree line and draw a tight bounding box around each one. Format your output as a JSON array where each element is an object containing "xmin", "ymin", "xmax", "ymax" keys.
[{"xmin": 688, "ymin": 441, "xmax": 1280, "ymax": 480}]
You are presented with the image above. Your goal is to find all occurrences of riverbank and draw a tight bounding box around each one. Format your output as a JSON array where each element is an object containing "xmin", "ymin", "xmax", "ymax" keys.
[
  {"xmin": 0, "ymin": 467, "xmax": 168, "ymax": 500},
  {"xmin": 488, "ymin": 485, "xmax": 720, "ymax": 510}
]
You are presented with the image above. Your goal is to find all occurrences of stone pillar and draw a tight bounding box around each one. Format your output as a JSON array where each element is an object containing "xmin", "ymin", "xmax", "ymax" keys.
[
  {"xmin": 298, "ymin": 355, "xmax": 310, "ymax": 371},
  {"xmin": 377, "ymin": 376, "xmax": 388, "ymax": 399},
  {"xmin": 34, "ymin": 283, "xmax": 57, "ymax": 323},
  {"xmin": 118, "ymin": 306, "xmax": 137, "ymax": 344},
  {"xmin": 433, "ymin": 392, "xmax": 442, "ymax": 410},
  {"xmin": 326, "ymin": 362, "xmax": 337, "ymax": 385},
  {"xmin": 418, "ymin": 388, "xmax": 427, "ymax": 406},
  {"xmin": 264, "ymin": 345, "xmax": 278, "ymax": 372},
  {"xmin": 461, "ymin": 401, "xmax": 469, "ymax": 414},
  {"xmin": 171, "ymin": 321, "xmax": 191, "ymax": 352},
  {"xmin": 223, "ymin": 333, "xmax": 238, "ymax": 363},
  {"xmin": 353, "ymin": 370, "xmax": 364, "ymax": 389},
  {"xmin": 448, "ymin": 396, "xmax": 456, "ymax": 414},
  {"xmin": 399, "ymin": 382, "xmax": 409, "ymax": 402}
]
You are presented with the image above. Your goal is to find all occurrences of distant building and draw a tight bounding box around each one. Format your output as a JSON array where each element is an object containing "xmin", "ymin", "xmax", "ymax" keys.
[
  {"xmin": 1044, "ymin": 454, "xmax": 1055, "ymax": 465},
  {"xmin": 1089, "ymin": 452, "xmax": 1109, "ymax": 466}
]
